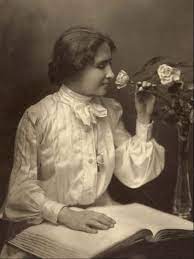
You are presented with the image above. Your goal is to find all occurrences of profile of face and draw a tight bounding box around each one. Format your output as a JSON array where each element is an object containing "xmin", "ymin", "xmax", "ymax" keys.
[{"xmin": 69, "ymin": 42, "xmax": 115, "ymax": 97}]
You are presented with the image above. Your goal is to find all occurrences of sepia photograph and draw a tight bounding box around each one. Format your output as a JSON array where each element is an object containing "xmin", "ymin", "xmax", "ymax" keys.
[{"xmin": 0, "ymin": 0, "xmax": 193, "ymax": 258}]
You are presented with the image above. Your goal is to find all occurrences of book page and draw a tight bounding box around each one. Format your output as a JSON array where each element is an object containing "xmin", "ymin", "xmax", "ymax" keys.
[
  {"xmin": 113, "ymin": 204, "xmax": 193, "ymax": 239},
  {"xmin": 9, "ymin": 204, "xmax": 151, "ymax": 258}
]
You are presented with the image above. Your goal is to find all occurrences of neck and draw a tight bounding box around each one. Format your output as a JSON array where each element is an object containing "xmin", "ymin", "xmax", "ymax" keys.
[
  {"xmin": 67, "ymin": 80, "xmax": 95, "ymax": 98},
  {"xmin": 61, "ymin": 85, "xmax": 93, "ymax": 103}
]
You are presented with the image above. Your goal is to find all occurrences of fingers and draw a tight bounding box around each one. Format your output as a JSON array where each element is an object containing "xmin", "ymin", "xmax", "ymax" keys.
[
  {"xmin": 135, "ymin": 91, "xmax": 156, "ymax": 109},
  {"xmin": 150, "ymin": 94, "xmax": 156, "ymax": 104},
  {"xmin": 135, "ymin": 81, "xmax": 155, "ymax": 99},
  {"xmin": 135, "ymin": 92, "xmax": 147, "ymax": 105},
  {"xmin": 67, "ymin": 221, "xmax": 98, "ymax": 234},
  {"xmin": 80, "ymin": 225, "xmax": 98, "ymax": 234},
  {"xmin": 142, "ymin": 81, "xmax": 152, "ymax": 87},
  {"xmin": 97, "ymin": 214, "xmax": 116, "ymax": 227},
  {"xmin": 60, "ymin": 209, "xmax": 116, "ymax": 234},
  {"xmin": 90, "ymin": 211, "xmax": 116, "ymax": 226},
  {"xmin": 87, "ymin": 220, "xmax": 112, "ymax": 230}
]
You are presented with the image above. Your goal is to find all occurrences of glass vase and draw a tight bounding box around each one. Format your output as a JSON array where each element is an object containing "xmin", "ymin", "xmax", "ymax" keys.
[{"xmin": 172, "ymin": 125, "xmax": 192, "ymax": 220}]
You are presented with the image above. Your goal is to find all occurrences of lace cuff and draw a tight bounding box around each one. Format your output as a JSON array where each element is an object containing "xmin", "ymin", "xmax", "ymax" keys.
[{"xmin": 42, "ymin": 200, "xmax": 66, "ymax": 224}]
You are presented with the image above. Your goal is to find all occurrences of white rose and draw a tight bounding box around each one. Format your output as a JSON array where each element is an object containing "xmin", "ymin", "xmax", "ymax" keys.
[
  {"xmin": 115, "ymin": 70, "xmax": 130, "ymax": 89},
  {"xmin": 157, "ymin": 64, "xmax": 181, "ymax": 85}
]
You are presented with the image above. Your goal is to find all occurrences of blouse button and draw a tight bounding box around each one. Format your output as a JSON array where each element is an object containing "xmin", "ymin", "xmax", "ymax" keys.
[
  {"xmin": 88, "ymin": 158, "xmax": 94, "ymax": 164},
  {"xmin": 84, "ymin": 126, "xmax": 91, "ymax": 132}
]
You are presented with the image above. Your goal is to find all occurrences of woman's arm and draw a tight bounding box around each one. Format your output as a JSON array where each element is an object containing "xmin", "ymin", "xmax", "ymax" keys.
[
  {"xmin": 4, "ymin": 109, "xmax": 115, "ymax": 232},
  {"xmin": 4, "ymin": 110, "xmax": 65, "ymax": 224},
  {"xmin": 107, "ymin": 97, "xmax": 165, "ymax": 188}
]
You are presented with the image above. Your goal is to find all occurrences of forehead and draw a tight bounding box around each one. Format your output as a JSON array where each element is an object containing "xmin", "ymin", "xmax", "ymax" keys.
[{"xmin": 94, "ymin": 42, "xmax": 112, "ymax": 63}]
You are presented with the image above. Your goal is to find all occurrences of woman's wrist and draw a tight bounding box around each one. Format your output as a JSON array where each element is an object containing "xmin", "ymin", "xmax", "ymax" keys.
[
  {"xmin": 137, "ymin": 113, "xmax": 151, "ymax": 124},
  {"xmin": 57, "ymin": 207, "xmax": 72, "ymax": 223},
  {"xmin": 136, "ymin": 119, "xmax": 153, "ymax": 142}
]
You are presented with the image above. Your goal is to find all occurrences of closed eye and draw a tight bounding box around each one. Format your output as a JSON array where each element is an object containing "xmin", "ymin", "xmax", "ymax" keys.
[
  {"xmin": 97, "ymin": 63, "xmax": 106, "ymax": 69},
  {"xmin": 96, "ymin": 60, "xmax": 112, "ymax": 69}
]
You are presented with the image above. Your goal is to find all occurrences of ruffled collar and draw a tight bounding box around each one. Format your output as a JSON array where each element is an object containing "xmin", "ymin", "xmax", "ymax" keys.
[
  {"xmin": 58, "ymin": 85, "xmax": 107, "ymax": 126},
  {"xmin": 61, "ymin": 85, "xmax": 93, "ymax": 104}
]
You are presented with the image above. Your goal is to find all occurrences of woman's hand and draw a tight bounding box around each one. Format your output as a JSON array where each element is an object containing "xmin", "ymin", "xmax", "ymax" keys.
[
  {"xmin": 57, "ymin": 207, "xmax": 116, "ymax": 234},
  {"xmin": 135, "ymin": 83, "xmax": 156, "ymax": 124}
]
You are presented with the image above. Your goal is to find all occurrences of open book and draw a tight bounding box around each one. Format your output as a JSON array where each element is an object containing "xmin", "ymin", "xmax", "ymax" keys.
[{"xmin": 8, "ymin": 203, "xmax": 193, "ymax": 258}]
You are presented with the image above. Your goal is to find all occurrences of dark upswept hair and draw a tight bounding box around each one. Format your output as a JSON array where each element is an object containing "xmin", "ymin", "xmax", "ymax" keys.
[{"xmin": 48, "ymin": 26, "xmax": 116, "ymax": 86}]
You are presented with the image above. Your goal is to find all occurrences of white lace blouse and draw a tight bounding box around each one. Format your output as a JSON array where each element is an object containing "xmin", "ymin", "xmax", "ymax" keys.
[{"xmin": 3, "ymin": 86, "xmax": 165, "ymax": 225}]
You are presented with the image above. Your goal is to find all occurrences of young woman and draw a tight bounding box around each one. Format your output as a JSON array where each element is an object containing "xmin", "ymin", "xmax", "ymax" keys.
[{"xmin": 0, "ymin": 26, "xmax": 165, "ymax": 258}]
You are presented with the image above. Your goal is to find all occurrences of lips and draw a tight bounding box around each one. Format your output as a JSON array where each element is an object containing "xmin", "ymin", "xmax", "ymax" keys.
[{"xmin": 102, "ymin": 81, "xmax": 111, "ymax": 87}]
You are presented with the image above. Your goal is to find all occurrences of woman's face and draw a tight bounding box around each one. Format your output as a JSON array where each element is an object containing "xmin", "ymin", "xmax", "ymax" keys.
[{"xmin": 69, "ymin": 42, "xmax": 115, "ymax": 96}]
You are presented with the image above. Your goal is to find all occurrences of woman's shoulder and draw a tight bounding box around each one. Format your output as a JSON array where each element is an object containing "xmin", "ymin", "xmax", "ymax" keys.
[{"xmin": 24, "ymin": 93, "xmax": 58, "ymax": 124}]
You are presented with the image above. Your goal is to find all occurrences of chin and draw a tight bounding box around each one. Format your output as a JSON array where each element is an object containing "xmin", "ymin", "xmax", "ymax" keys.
[
  {"xmin": 98, "ymin": 86, "xmax": 108, "ymax": 96},
  {"xmin": 97, "ymin": 90, "xmax": 107, "ymax": 96}
]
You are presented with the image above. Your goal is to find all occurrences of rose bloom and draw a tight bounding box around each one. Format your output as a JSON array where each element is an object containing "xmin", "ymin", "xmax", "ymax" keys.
[
  {"xmin": 115, "ymin": 69, "xmax": 130, "ymax": 89},
  {"xmin": 157, "ymin": 64, "xmax": 181, "ymax": 85}
]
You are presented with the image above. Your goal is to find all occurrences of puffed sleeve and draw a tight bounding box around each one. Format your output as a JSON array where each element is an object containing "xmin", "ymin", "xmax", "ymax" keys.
[
  {"xmin": 4, "ymin": 109, "xmax": 65, "ymax": 224},
  {"xmin": 107, "ymin": 98, "xmax": 165, "ymax": 188}
]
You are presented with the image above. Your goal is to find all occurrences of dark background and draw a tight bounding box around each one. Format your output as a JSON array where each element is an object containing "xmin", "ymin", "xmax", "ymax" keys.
[{"xmin": 0, "ymin": 0, "xmax": 193, "ymax": 212}]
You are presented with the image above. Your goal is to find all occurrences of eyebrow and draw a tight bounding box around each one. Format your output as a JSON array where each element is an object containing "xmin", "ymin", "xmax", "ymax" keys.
[{"xmin": 95, "ymin": 58, "xmax": 112, "ymax": 65}]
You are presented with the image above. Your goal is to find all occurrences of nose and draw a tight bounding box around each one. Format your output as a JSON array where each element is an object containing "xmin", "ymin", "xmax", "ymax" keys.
[{"xmin": 105, "ymin": 64, "xmax": 115, "ymax": 80}]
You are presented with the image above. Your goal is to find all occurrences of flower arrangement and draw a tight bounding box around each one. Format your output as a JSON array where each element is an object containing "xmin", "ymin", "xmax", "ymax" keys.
[
  {"xmin": 115, "ymin": 56, "xmax": 193, "ymax": 218},
  {"xmin": 115, "ymin": 57, "xmax": 193, "ymax": 140}
]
